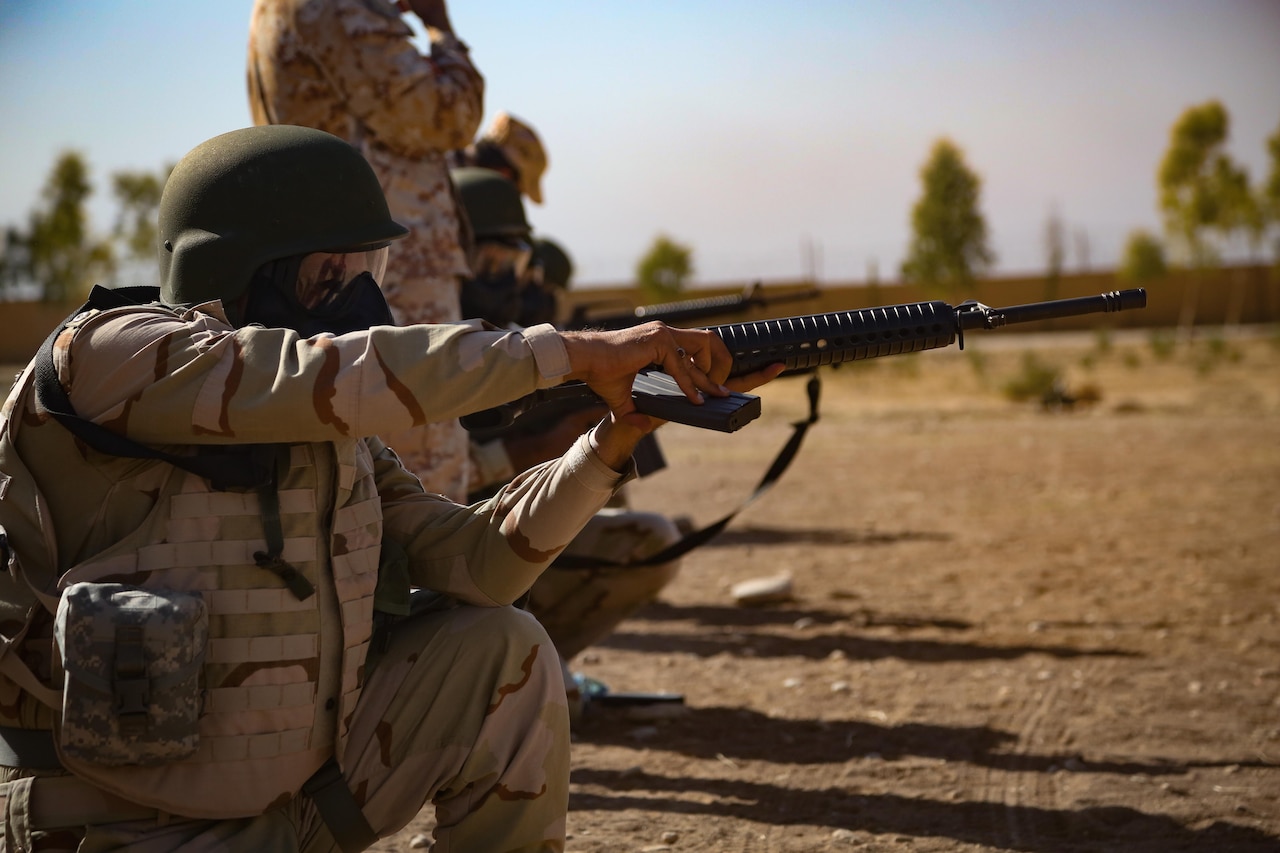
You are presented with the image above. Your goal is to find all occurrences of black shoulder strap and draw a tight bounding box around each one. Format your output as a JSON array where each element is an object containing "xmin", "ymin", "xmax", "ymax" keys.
[
  {"xmin": 33, "ymin": 286, "xmax": 314, "ymax": 600},
  {"xmin": 33, "ymin": 285, "xmax": 272, "ymax": 492}
]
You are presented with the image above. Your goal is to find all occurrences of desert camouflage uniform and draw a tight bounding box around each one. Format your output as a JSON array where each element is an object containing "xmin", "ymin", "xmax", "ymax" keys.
[
  {"xmin": 0, "ymin": 301, "xmax": 627, "ymax": 851},
  {"xmin": 248, "ymin": 0, "xmax": 484, "ymax": 501},
  {"xmin": 527, "ymin": 509, "xmax": 681, "ymax": 664},
  {"xmin": 469, "ymin": 438, "xmax": 682, "ymax": 712}
]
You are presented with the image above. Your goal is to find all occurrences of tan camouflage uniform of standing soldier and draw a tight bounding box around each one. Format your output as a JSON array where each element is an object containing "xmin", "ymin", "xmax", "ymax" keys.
[
  {"xmin": 0, "ymin": 126, "xmax": 779, "ymax": 852},
  {"xmin": 247, "ymin": 0, "xmax": 482, "ymax": 502},
  {"xmin": 452, "ymin": 168, "xmax": 686, "ymax": 719}
]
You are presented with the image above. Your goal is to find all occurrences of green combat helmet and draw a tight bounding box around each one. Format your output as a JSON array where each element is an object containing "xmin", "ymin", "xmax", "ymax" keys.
[
  {"xmin": 532, "ymin": 237, "xmax": 574, "ymax": 290},
  {"xmin": 452, "ymin": 167, "xmax": 534, "ymax": 327},
  {"xmin": 451, "ymin": 166, "xmax": 531, "ymax": 242},
  {"xmin": 521, "ymin": 237, "xmax": 574, "ymax": 326},
  {"xmin": 159, "ymin": 124, "xmax": 407, "ymax": 307}
]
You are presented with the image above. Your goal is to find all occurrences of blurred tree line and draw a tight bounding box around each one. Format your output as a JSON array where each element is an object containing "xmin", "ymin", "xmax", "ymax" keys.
[
  {"xmin": 897, "ymin": 101, "xmax": 1280, "ymax": 297},
  {"xmin": 0, "ymin": 152, "xmax": 171, "ymax": 303},
  {"xmin": 1129, "ymin": 101, "xmax": 1280, "ymax": 329},
  {"xmin": 5, "ymin": 101, "xmax": 1279, "ymax": 305}
]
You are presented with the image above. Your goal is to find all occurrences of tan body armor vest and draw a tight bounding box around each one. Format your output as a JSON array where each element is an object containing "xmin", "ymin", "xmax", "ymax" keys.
[{"xmin": 0, "ymin": 361, "xmax": 383, "ymax": 818}]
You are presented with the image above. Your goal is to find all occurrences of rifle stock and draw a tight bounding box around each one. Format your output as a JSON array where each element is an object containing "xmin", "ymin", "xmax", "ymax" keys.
[{"xmin": 466, "ymin": 288, "xmax": 1148, "ymax": 435}]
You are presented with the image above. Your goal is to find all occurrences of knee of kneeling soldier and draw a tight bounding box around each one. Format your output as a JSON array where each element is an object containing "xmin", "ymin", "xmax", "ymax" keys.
[{"xmin": 459, "ymin": 605, "xmax": 563, "ymax": 682}]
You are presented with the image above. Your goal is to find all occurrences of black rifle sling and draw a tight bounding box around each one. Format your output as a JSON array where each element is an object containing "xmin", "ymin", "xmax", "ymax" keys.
[
  {"xmin": 32, "ymin": 286, "xmax": 311, "ymax": 597},
  {"xmin": 34, "ymin": 286, "xmax": 273, "ymax": 491},
  {"xmin": 552, "ymin": 373, "xmax": 821, "ymax": 569}
]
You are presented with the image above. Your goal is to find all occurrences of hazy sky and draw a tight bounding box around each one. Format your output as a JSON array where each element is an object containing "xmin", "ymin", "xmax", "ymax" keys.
[{"xmin": 1, "ymin": 0, "xmax": 1277, "ymax": 287}]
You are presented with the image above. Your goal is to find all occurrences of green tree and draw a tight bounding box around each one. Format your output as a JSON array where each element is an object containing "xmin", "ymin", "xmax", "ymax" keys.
[
  {"xmin": 111, "ymin": 166, "xmax": 170, "ymax": 264},
  {"xmin": 1266, "ymin": 121, "xmax": 1280, "ymax": 214},
  {"xmin": 22, "ymin": 151, "xmax": 115, "ymax": 302},
  {"xmin": 1264, "ymin": 119, "xmax": 1280, "ymax": 262},
  {"xmin": 1118, "ymin": 229, "xmax": 1167, "ymax": 283},
  {"xmin": 1157, "ymin": 100, "xmax": 1252, "ymax": 267},
  {"xmin": 1, "ymin": 226, "xmax": 30, "ymax": 299},
  {"xmin": 900, "ymin": 138, "xmax": 994, "ymax": 296},
  {"xmin": 1157, "ymin": 101, "xmax": 1260, "ymax": 331},
  {"xmin": 635, "ymin": 234, "xmax": 693, "ymax": 302},
  {"xmin": 1043, "ymin": 205, "xmax": 1066, "ymax": 300}
]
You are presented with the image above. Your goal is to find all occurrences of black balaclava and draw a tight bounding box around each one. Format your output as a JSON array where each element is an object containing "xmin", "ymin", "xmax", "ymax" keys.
[{"xmin": 239, "ymin": 254, "xmax": 394, "ymax": 336}]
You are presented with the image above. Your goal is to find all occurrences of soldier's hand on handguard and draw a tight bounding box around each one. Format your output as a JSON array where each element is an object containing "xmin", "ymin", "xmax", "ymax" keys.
[{"xmin": 560, "ymin": 322, "xmax": 785, "ymax": 471}]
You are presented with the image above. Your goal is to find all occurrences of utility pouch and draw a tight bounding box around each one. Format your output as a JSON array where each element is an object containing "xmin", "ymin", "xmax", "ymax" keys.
[{"xmin": 53, "ymin": 582, "xmax": 207, "ymax": 766}]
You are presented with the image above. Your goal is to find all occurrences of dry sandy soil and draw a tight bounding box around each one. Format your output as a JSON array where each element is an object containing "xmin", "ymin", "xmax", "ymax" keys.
[
  {"xmin": 380, "ymin": 325, "xmax": 1280, "ymax": 852},
  {"xmin": 8, "ymin": 323, "xmax": 1279, "ymax": 852}
]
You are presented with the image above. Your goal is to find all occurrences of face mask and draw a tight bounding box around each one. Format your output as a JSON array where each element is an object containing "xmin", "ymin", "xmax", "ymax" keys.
[
  {"xmin": 241, "ymin": 249, "xmax": 395, "ymax": 336},
  {"xmin": 517, "ymin": 281, "xmax": 559, "ymax": 327},
  {"xmin": 461, "ymin": 267, "xmax": 524, "ymax": 328},
  {"xmin": 472, "ymin": 239, "xmax": 532, "ymax": 281}
]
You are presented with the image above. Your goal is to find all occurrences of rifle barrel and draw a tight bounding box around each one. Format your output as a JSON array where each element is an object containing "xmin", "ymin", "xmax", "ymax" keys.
[
  {"xmin": 712, "ymin": 288, "xmax": 1146, "ymax": 378},
  {"xmin": 973, "ymin": 288, "xmax": 1147, "ymax": 328}
]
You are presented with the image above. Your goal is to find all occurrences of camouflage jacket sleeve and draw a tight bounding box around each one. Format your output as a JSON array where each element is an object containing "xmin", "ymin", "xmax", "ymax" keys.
[
  {"xmin": 372, "ymin": 435, "xmax": 626, "ymax": 606},
  {"xmin": 59, "ymin": 303, "xmax": 569, "ymax": 446},
  {"xmin": 295, "ymin": 0, "xmax": 484, "ymax": 156},
  {"xmin": 52, "ymin": 302, "xmax": 625, "ymax": 608}
]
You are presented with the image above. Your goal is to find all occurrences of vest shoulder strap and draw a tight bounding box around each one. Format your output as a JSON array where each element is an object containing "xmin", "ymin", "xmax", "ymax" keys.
[{"xmin": 33, "ymin": 286, "xmax": 272, "ymax": 492}]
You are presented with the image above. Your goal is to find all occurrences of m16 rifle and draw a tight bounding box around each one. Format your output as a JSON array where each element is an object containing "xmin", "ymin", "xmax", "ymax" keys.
[
  {"xmin": 566, "ymin": 282, "xmax": 818, "ymax": 331},
  {"xmin": 467, "ymin": 288, "xmax": 1148, "ymax": 434},
  {"xmin": 464, "ymin": 282, "xmax": 817, "ymax": 443}
]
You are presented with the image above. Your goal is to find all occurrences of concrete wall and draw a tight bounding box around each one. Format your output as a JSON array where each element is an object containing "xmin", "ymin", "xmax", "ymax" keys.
[
  {"xmin": 3, "ymin": 264, "xmax": 1276, "ymax": 364},
  {"xmin": 0, "ymin": 300, "xmax": 82, "ymax": 364}
]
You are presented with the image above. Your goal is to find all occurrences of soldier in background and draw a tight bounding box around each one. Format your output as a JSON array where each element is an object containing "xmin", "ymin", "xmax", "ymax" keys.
[
  {"xmin": 521, "ymin": 237, "xmax": 574, "ymax": 327},
  {"xmin": 452, "ymin": 111, "xmax": 550, "ymax": 206},
  {"xmin": 453, "ymin": 168, "xmax": 690, "ymax": 720},
  {"xmin": 247, "ymin": 0, "xmax": 483, "ymax": 502}
]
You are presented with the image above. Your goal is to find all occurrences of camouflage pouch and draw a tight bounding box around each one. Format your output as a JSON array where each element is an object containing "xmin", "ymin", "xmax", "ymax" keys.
[{"xmin": 53, "ymin": 582, "xmax": 207, "ymax": 767}]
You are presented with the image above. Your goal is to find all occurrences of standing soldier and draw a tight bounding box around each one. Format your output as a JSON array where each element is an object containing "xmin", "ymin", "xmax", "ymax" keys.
[{"xmin": 247, "ymin": 0, "xmax": 483, "ymax": 502}]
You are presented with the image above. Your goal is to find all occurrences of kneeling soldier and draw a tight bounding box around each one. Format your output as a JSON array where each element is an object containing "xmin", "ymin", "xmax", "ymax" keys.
[{"xmin": 0, "ymin": 125, "xmax": 776, "ymax": 852}]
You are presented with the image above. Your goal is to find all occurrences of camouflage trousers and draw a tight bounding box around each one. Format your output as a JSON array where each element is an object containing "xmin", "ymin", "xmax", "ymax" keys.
[
  {"xmin": 0, "ymin": 604, "xmax": 569, "ymax": 853},
  {"xmin": 528, "ymin": 507, "xmax": 682, "ymax": 663},
  {"xmin": 379, "ymin": 273, "xmax": 469, "ymax": 503}
]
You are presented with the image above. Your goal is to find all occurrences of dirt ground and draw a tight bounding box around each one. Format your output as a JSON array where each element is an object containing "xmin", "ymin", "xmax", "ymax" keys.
[
  {"xmin": 7, "ymin": 322, "xmax": 1278, "ymax": 851},
  {"xmin": 378, "ymin": 325, "xmax": 1280, "ymax": 852}
]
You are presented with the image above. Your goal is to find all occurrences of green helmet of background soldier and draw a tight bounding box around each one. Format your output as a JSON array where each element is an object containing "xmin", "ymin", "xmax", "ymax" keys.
[
  {"xmin": 518, "ymin": 236, "xmax": 574, "ymax": 327},
  {"xmin": 452, "ymin": 167, "xmax": 534, "ymax": 327},
  {"xmin": 158, "ymin": 124, "xmax": 407, "ymax": 308},
  {"xmin": 532, "ymin": 237, "xmax": 574, "ymax": 289},
  {"xmin": 451, "ymin": 166, "xmax": 531, "ymax": 241}
]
